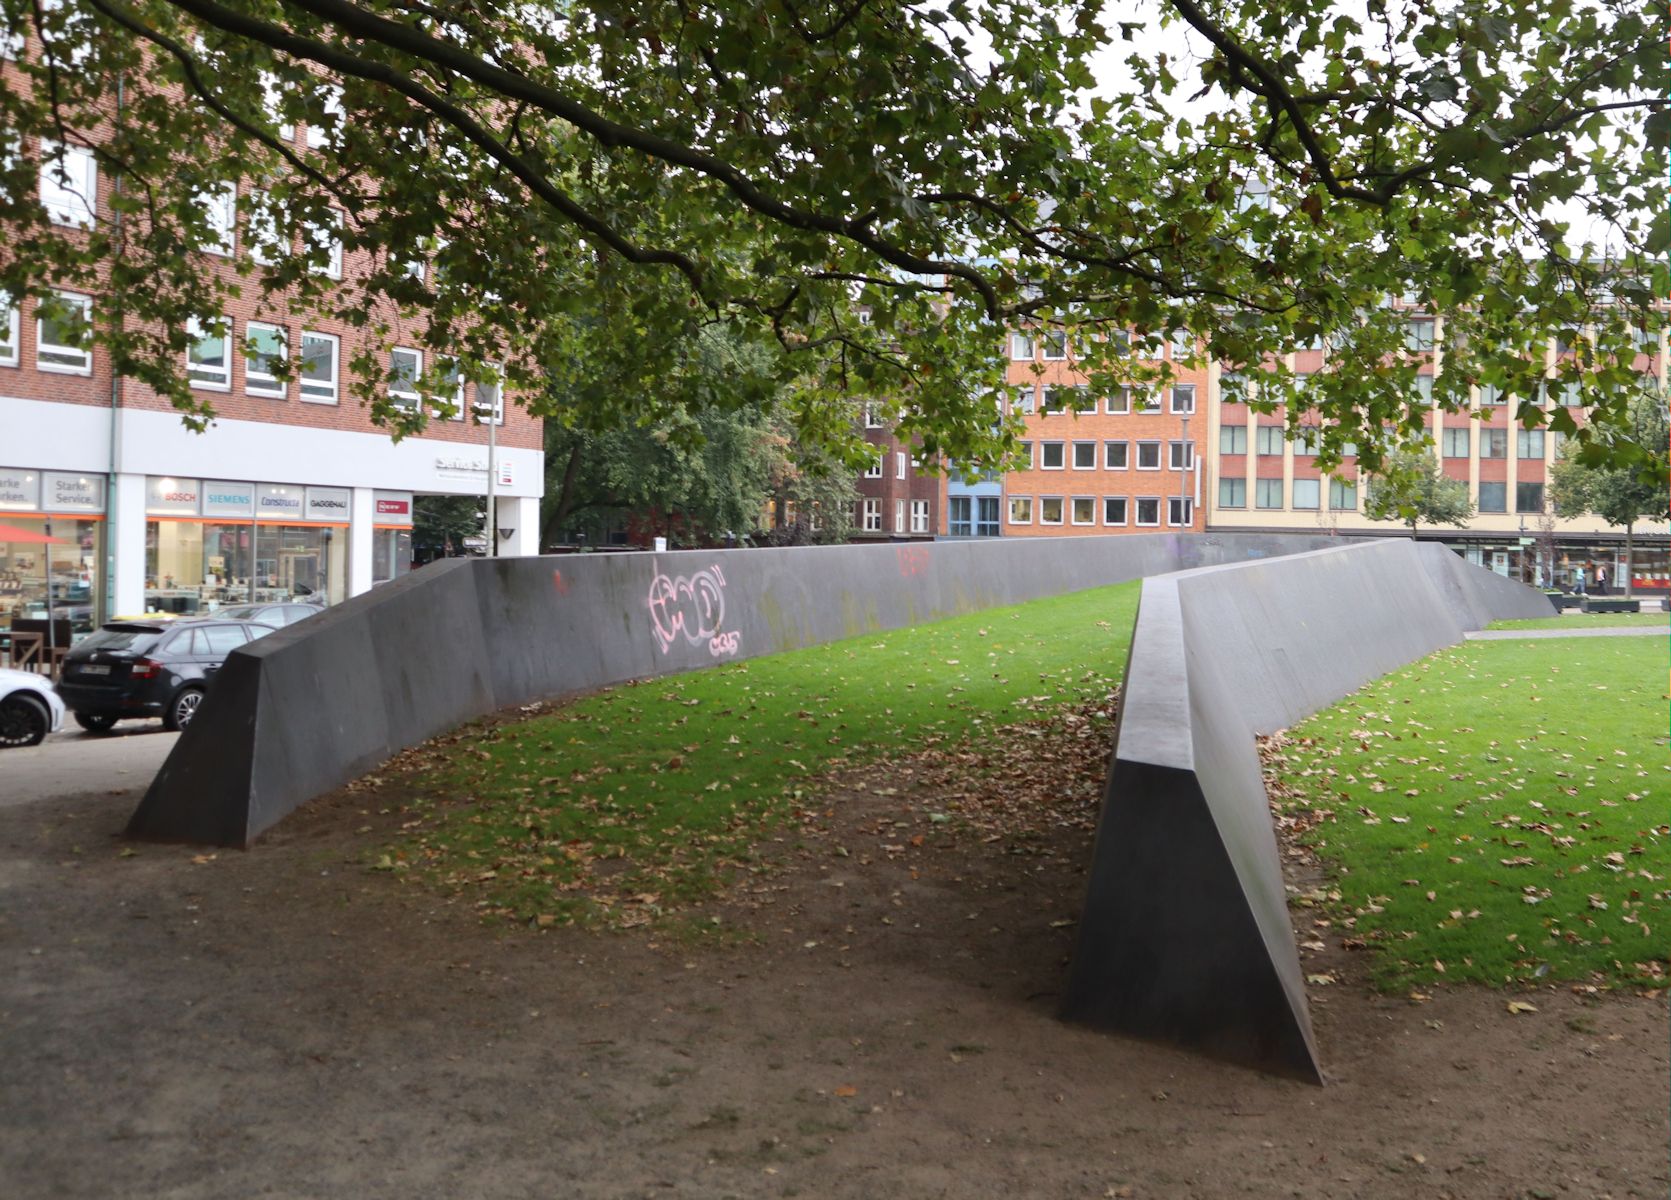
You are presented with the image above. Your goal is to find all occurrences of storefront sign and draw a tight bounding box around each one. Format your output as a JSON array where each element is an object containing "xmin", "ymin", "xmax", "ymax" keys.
[
  {"xmin": 256, "ymin": 484, "xmax": 304, "ymax": 521},
  {"xmin": 434, "ymin": 455, "xmax": 487, "ymax": 478},
  {"xmin": 373, "ymin": 490, "xmax": 413, "ymax": 525},
  {"xmin": 145, "ymin": 476, "xmax": 202, "ymax": 515},
  {"xmin": 497, "ymin": 460, "xmax": 515, "ymax": 487},
  {"xmin": 0, "ymin": 467, "xmax": 40, "ymax": 511},
  {"xmin": 201, "ymin": 480, "xmax": 256, "ymax": 519},
  {"xmin": 43, "ymin": 471, "xmax": 104, "ymax": 514},
  {"xmin": 306, "ymin": 487, "xmax": 351, "ymax": 521}
]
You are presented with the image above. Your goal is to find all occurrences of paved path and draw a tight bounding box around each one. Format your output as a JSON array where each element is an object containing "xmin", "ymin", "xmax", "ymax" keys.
[
  {"xmin": 0, "ymin": 722, "xmax": 176, "ymax": 809},
  {"xmin": 1465, "ymin": 626, "xmax": 1666, "ymax": 641}
]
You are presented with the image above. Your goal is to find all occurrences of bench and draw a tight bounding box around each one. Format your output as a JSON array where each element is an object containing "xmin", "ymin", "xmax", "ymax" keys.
[{"xmin": 1580, "ymin": 598, "xmax": 1641, "ymax": 614}]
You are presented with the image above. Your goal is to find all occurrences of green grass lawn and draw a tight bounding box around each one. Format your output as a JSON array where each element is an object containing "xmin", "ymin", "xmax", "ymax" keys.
[
  {"xmin": 387, "ymin": 582, "xmax": 1140, "ymax": 927},
  {"xmin": 1486, "ymin": 612, "xmax": 1667, "ymax": 631},
  {"xmin": 1272, "ymin": 636, "xmax": 1669, "ymax": 992}
]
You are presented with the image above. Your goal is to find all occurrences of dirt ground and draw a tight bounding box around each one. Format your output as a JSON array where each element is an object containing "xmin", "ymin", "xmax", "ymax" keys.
[{"xmin": 2, "ymin": 725, "xmax": 1666, "ymax": 1200}]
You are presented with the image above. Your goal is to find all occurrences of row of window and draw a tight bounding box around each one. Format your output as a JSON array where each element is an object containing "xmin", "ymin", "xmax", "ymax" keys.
[
  {"xmin": 1218, "ymin": 425, "xmax": 1337, "ymax": 457},
  {"xmin": 1008, "ymin": 329, "xmax": 1196, "ymax": 362},
  {"xmin": 947, "ymin": 496, "xmax": 1002, "ymax": 537},
  {"xmin": 1440, "ymin": 427, "xmax": 1553, "ymax": 459},
  {"xmin": 1218, "ymin": 478, "xmax": 1358, "ymax": 511},
  {"xmin": 1008, "ymin": 495, "xmax": 1195, "ymax": 528},
  {"xmin": 1015, "ymin": 439, "xmax": 1194, "ymax": 471},
  {"xmin": 856, "ymin": 498, "xmax": 932, "ymax": 534},
  {"xmin": 1008, "ymin": 384, "xmax": 1195, "ymax": 416},
  {"xmin": 862, "ymin": 451, "xmax": 912, "ymax": 480}
]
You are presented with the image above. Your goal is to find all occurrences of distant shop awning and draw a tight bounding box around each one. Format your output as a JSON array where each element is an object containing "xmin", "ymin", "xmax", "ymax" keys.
[{"xmin": 0, "ymin": 521, "xmax": 67, "ymax": 544}]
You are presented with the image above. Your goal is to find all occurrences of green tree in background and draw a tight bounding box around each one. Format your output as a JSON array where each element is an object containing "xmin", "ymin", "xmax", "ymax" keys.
[
  {"xmin": 1550, "ymin": 389, "xmax": 1671, "ymax": 597},
  {"xmin": 412, "ymin": 494, "xmax": 483, "ymax": 557},
  {"xmin": 1364, "ymin": 448, "xmax": 1476, "ymax": 537}
]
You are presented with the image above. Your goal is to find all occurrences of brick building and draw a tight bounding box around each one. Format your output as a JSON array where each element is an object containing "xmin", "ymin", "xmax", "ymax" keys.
[
  {"xmin": 851, "ymin": 402, "xmax": 939, "ymax": 540},
  {"xmin": 0, "ymin": 37, "xmax": 544, "ymax": 629}
]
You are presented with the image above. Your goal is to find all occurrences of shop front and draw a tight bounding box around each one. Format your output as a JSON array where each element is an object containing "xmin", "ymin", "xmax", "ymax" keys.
[
  {"xmin": 143, "ymin": 477, "xmax": 349, "ymax": 614},
  {"xmin": 0, "ymin": 466, "xmax": 106, "ymax": 631},
  {"xmin": 371, "ymin": 491, "xmax": 414, "ymax": 585}
]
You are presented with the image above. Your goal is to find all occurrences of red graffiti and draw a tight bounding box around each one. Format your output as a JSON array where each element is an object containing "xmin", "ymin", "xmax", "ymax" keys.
[
  {"xmin": 896, "ymin": 545, "xmax": 931, "ymax": 577},
  {"xmin": 551, "ymin": 569, "xmax": 570, "ymax": 596}
]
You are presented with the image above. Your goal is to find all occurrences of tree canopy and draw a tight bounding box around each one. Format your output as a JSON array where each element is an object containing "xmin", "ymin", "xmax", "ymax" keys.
[
  {"xmin": 1550, "ymin": 388, "xmax": 1670, "ymax": 594},
  {"xmin": 0, "ymin": 0, "xmax": 1662, "ymax": 470},
  {"xmin": 1363, "ymin": 447, "xmax": 1475, "ymax": 533}
]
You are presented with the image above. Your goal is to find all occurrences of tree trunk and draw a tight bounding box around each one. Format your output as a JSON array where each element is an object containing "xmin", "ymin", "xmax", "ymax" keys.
[
  {"xmin": 1624, "ymin": 521, "xmax": 1634, "ymax": 600},
  {"xmin": 540, "ymin": 443, "xmax": 585, "ymax": 546}
]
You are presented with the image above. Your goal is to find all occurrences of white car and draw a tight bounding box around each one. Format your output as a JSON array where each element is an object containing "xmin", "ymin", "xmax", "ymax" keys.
[{"xmin": 0, "ymin": 667, "xmax": 66, "ymax": 748}]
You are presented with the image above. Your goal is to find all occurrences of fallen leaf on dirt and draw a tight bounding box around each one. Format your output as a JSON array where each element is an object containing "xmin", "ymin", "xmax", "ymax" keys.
[
  {"xmin": 1506, "ymin": 1001, "xmax": 1538, "ymax": 1015},
  {"xmin": 833, "ymin": 1085, "xmax": 858, "ymax": 1098}
]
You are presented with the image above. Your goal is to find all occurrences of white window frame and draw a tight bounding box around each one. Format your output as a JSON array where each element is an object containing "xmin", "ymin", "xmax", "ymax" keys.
[
  {"xmin": 1013, "ymin": 386, "xmax": 1036, "ymax": 415},
  {"xmin": 1103, "ymin": 496, "xmax": 1128, "ymax": 526},
  {"xmin": 1008, "ymin": 496, "xmax": 1033, "ymax": 525},
  {"xmin": 863, "ymin": 402, "xmax": 882, "ymax": 429},
  {"xmin": 1134, "ymin": 497, "xmax": 1161, "ymax": 527},
  {"xmin": 244, "ymin": 321, "xmax": 287, "ymax": 398},
  {"xmin": 1291, "ymin": 478, "xmax": 1321, "ymax": 510},
  {"xmin": 1071, "ymin": 441, "xmax": 1097, "ymax": 470},
  {"xmin": 1070, "ymin": 496, "xmax": 1096, "ymax": 526},
  {"xmin": 36, "ymin": 290, "xmax": 92, "ymax": 375},
  {"xmin": 245, "ymin": 189, "xmax": 284, "ymax": 266},
  {"xmin": 260, "ymin": 71, "xmax": 296, "ymax": 141},
  {"xmin": 472, "ymin": 371, "xmax": 505, "ymax": 425},
  {"xmin": 895, "ymin": 451, "xmax": 906, "ymax": 480},
  {"xmin": 909, "ymin": 499, "xmax": 929, "ymax": 534},
  {"xmin": 893, "ymin": 499, "xmax": 906, "ymax": 534},
  {"xmin": 1169, "ymin": 330, "xmax": 1194, "ymax": 361},
  {"xmin": 307, "ymin": 85, "xmax": 343, "ymax": 150},
  {"xmin": 1009, "ymin": 330, "xmax": 1035, "ymax": 361},
  {"xmin": 39, "ymin": 139, "xmax": 97, "ymax": 228},
  {"xmin": 1136, "ymin": 388, "xmax": 1163, "ymax": 414},
  {"xmin": 1038, "ymin": 496, "xmax": 1065, "ymax": 526},
  {"xmin": 1041, "ymin": 330, "xmax": 1067, "ymax": 361},
  {"xmin": 1105, "ymin": 387, "xmax": 1131, "ymax": 415},
  {"xmin": 299, "ymin": 330, "xmax": 339, "ymax": 403},
  {"xmin": 1104, "ymin": 440, "xmax": 1128, "ymax": 470},
  {"xmin": 861, "ymin": 498, "xmax": 882, "ymax": 531},
  {"xmin": 1135, "ymin": 440, "xmax": 1162, "ymax": 470},
  {"xmin": 1168, "ymin": 441, "xmax": 1194, "ymax": 471},
  {"xmin": 199, "ymin": 181, "xmax": 237, "ymax": 256},
  {"xmin": 1169, "ymin": 384, "xmax": 1196, "ymax": 415},
  {"xmin": 1167, "ymin": 496, "xmax": 1194, "ymax": 527},
  {"xmin": 390, "ymin": 346, "xmax": 423, "ymax": 409},
  {"xmin": 1013, "ymin": 440, "xmax": 1033, "ymax": 470},
  {"xmin": 1039, "ymin": 441, "xmax": 1065, "ymax": 470},
  {"xmin": 307, "ymin": 209, "xmax": 343, "ymax": 279},
  {"xmin": 186, "ymin": 316, "xmax": 232, "ymax": 391},
  {"xmin": 864, "ymin": 452, "xmax": 883, "ymax": 479},
  {"xmin": 0, "ymin": 291, "xmax": 17, "ymax": 366}
]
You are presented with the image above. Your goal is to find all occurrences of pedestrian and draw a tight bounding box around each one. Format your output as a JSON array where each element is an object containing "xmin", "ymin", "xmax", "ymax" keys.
[
  {"xmin": 1595, "ymin": 564, "xmax": 1608, "ymax": 595},
  {"xmin": 1574, "ymin": 565, "xmax": 1586, "ymax": 595}
]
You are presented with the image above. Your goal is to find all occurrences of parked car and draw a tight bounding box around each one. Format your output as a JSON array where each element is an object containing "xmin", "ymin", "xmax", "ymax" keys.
[
  {"xmin": 55, "ymin": 618, "xmax": 277, "ymax": 733},
  {"xmin": 211, "ymin": 601, "xmax": 321, "ymax": 628},
  {"xmin": 0, "ymin": 667, "xmax": 66, "ymax": 747}
]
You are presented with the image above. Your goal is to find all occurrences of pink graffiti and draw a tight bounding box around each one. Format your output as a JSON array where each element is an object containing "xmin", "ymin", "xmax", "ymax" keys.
[
  {"xmin": 648, "ymin": 564, "xmax": 736, "ymax": 656},
  {"xmin": 551, "ymin": 568, "xmax": 569, "ymax": 596},
  {"xmin": 896, "ymin": 545, "xmax": 931, "ymax": 577}
]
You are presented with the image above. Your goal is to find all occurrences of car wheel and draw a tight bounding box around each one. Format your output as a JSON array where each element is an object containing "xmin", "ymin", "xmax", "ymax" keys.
[
  {"xmin": 0, "ymin": 694, "xmax": 50, "ymax": 748},
  {"xmin": 73, "ymin": 712, "xmax": 119, "ymax": 734},
  {"xmin": 164, "ymin": 686, "xmax": 206, "ymax": 732}
]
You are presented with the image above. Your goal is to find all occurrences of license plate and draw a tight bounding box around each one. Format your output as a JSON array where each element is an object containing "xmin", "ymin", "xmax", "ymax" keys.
[{"xmin": 79, "ymin": 664, "xmax": 110, "ymax": 675}]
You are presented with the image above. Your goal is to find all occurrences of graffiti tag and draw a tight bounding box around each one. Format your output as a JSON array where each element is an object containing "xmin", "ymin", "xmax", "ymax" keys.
[
  {"xmin": 551, "ymin": 568, "xmax": 570, "ymax": 596},
  {"xmin": 647, "ymin": 564, "xmax": 739, "ymax": 658},
  {"xmin": 896, "ymin": 545, "xmax": 931, "ymax": 577}
]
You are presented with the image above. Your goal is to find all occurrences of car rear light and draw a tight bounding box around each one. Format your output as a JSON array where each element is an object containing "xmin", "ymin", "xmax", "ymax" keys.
[{"xmin": 131, "ymin": 658, "xmax": 161, "ymax": 680}]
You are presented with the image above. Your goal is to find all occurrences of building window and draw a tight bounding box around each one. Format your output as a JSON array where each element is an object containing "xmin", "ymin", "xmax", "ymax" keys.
[
  {"xmin": 895, "ymin": 451, "xmax": 906, "ymax": 480},
  {"xmin": 863, "ymin": 453, "xmax": 883, "ymax": 479},
  {"xmin": 1041, "ymin": 330, "xmax": 1067, "ymax": 360},
  {"xmin": 1516, "ymin": 482, "xmax": 1545, "ymax": 513},
  {"xmin": 299, "ymin": 331, "xmax": 339, "ymax": 403},
  {"xmin": 199, "ymin": 181, "xmax": 237, "ymax": 256},
  {"xmin": 1072, "ymin": 441, "xmax": 1097, "ymax": 469},
  {"xmin": 1328, "ymin": 478, "xmax": 1357, "ymax": 510},
  {"xmin": 1168, "ymin": 440, "xmax": 1194, "ymax": 470},
  {"xmin": 1479, "ymin": 383, "xmax": 1505, "ymax": 406},
  {"xmin": 1135, "ymin": 441, "xmax": 1161, "ymax": 470},
  {"xmin": 975, "ymin": 496, "xmax": 1000, "ymax": 537},
  {"xmin": 1039, "ymin": 497, "xmax": 1064, "ymax": 525},
  {"xmin": 1219, "ymin": 371, "xmax": 1247, "ymax": 402},
  {"xmin": 1255, "ymin": 478, "xmax": 1283, "ymax": 509},
  {"xmin": 1103, "ymin": 496, "xmax": 1128, "ymax": 526},
  {"xmin": 1480, "ymin": 428, "xmax": 1508, "ymax": 459},
  {"xmin": 862, "ymin": 402, "xmax": 882, "ymax": 428},
  {"xmin": 39, "ymin": 139, "xmax": 97, "ymax": 228},
  {"xmin": 1478, "ymin": 481, "xmax": 1507, "ymax": 512},
  {"xmin": 1010, "ymin": 330, "xmax": 1035, "ymax": 360},
  {"xmin": 1137, "ymin": 389, "xmax": 1163, "ymax": 414},
  {"xmin": 1517, "ymin": 429, "xmax": 1545, "ymax": 459},
  {"xmin": 1040, "ymin": 441, "xmax": 1065, "ymax": 470},
  {"xmin": 1135, "ymin": 497, "xmax": 1160, "ymax": 526},
  {"xmin": 186, "ymin": 317, "xmax": 231, "ymax": 389},
  {"xmin": 894, "ymin": 499, "xmax": 906, "ymax": 533},
  {"xmin": 1169, "ymin": 330, "xmax": 1193, "ymax": 360},
  {"xmin": 948, "ymin": 496, "xmax": 972, "ymax": 536},
  {"xmin": 1008, "ymin": 496, "xmax": 1033, "ymax": 525},
  {"xmin": 1441, "ymin": 427, "xmax": 1470, "ymax": 457},
  {"xmin": 910, "ymin": 499, "xmax": 929, "ymax": 533},
  {"xmin": 1013, "ymin": 386, "xmax": 1035, "ymax": 415},
  {"xmin": 1167, "ymin": 496, "xmax": 1194, "ymax": 526},
  {"xmin": 1105, "ymin": 440, "xmax": 1128, "ymax": 470},
  {"xmin": 1291, "ymin": 426, "xmax": 1320, "ymax": 456},
  {"xmin": 1412, "ymin": 375, "xmax": 1434, "ymax": 405},
  {"xmin": 1071, "ymin": 496, "xmax": 1095, "ymax": 525},
  {"xmin": 862, "ymin": 498, "xmax": 881, "ymax": 531},
  {"xmin": 473, "ymin": 374, "xmax": 505, "ymax": 425},
  {"xmin": 389, "ymin": 346, "xmax": 422, "ymax": 409},
  {"xmin": 36, "ymin": 291, "xmax": 92, "ymax": 374},
  {"xmin": 1406, "ymin": 318, "xmax": 1435, "ymax": 351},
  {"xmin": 260, "ymin": 70, "xmax": 296, "ymax": 141},
  {"xmin": 1255, "ymin": 425, "xmax": 1284, "ymax": 456},
  {"xmin": 1291, "ymin": 478, "xmax": 1320, "ymax": 509},
  {"xmin": 243, "ymin": 322, "xmax": 287, "ymax": 397},
  {"xmin": 1014, "ymin": 440, "xmax": 1033, "ymax": 469},
  {"xmin": 1169, "ymin": 384, "xmax": 1196, "ymax": 415},
  {"xmin": 1041, "ymin": 386, "xmax": 1066, "ymax": 415},
  {"xmin": 1105, "ymin": 387, "xmax": 1131, "ymax": 415},
  {"xmin": 306, "ymin": 85, "xmax": 343, "ymax": 150},
  {"xmin": 1558, "ymin": 382, "xmax": 1582, "ymax": 407},
  {"xmin": 1220, "ymin": 424, "xmax": 1246, "ymax": 455},
  {"xmin": 244, "ymin": 188, "xmax": 284, "ymax": 265},
  {"xmin": 306, "ymin": 209, "xmax": 344, "ymax": 278},
  {"xmin": 1218, "ymin": 477, "xmax": 1246, "ymax": 508},
  {"xmin": 0, "ymin": 291, "xmax": 17, "ymax": 366}
]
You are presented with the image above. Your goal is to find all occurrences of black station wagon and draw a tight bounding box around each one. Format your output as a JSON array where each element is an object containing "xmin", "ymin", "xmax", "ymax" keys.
[{"xmin": 55, "ymin": 618, "xmax": 276, "ymax": 733}]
